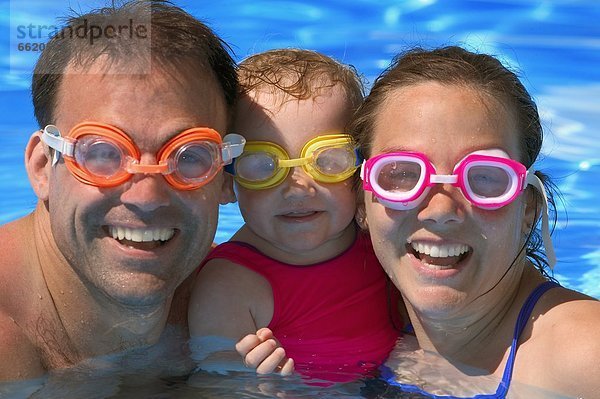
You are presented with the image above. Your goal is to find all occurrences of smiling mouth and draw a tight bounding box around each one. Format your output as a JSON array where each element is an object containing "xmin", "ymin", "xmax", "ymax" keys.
[
  {"xmin": 277, "ymin": 210, "xmax": 323, "ymax": 221},
  {"xmin": 106, "ymin": 226, "xmax": 176, "ymax": 250},
  {"xmin": 282, "ymin": 211, "xmax": 319, "ymax": 217},
  {"xmin": 407, "ymin": 240, "xmax": 471, "ymax": 269}
]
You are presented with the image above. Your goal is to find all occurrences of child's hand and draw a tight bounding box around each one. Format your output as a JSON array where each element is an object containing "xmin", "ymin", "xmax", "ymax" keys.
[{"xmin": 235, "ymin": 327, "xmax": 295, "ymax": 376}]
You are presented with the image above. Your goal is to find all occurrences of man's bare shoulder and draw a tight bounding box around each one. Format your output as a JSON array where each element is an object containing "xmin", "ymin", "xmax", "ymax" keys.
[
  {"xmin": 0, "ymin": 310, "xmax": 45, "ymax": 381},
  {"xmin": 0, "ymin": 215, "xmax": 33, "ymax": 260},
  {"xmin": 0, "ymin": 216, "xmax": 36, "ymax": 305},
  {"xmin": 0, "ymin": 215, "xmax": 49, "ymax": 381}
]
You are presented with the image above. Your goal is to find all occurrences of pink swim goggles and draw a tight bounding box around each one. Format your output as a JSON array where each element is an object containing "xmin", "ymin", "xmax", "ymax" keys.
[
  {"xmin": 360, "ymin": 149, "xmax": 556, "ymax": 268},
  {"xmin": 361, "ymin": 149, "xmax": 532, "ymax": 210}
]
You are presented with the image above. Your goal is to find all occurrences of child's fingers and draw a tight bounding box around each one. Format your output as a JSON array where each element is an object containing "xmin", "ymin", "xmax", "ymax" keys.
[
  {"xmin": 278, "ymin": 357, "xmax": 295, "ymax": 376},
  {"xmin": 235, "ymin": 334, "xmax": 262, "ymax": 358},
  {"xmin": 256, "ymin": 327, "xmax": 274, "ymax": 341},
  {"xmin": 254, "ymin": 346, "xmax": 288, "ymax": 374},
  {"xmin": 244, "ymin": 339, "xmax": 279, "ymax": 369},
  {"xmin": 236, "ymin": 331, "xmax": 294, "ymax": 376}
]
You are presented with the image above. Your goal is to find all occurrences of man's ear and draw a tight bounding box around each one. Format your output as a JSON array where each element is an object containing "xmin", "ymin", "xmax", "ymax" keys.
[
  {"xmin": 218, "ymin": 172, "xmax": 236, "ymax": 205},
  {"xmin": 25, "ymin": 130, "xmax": 51, "ymax": 201}
]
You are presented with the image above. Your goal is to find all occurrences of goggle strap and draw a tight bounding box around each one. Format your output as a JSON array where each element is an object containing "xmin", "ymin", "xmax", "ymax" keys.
[
  {"xmin": 354, "ymin": 148, "xmax": 364, "ymax": 167},
  {"xmin": 224, "ymin": 162, "xmax": 235, "ymax": 175},
  {"xmin": 526, "ymin": 171, "xmax": 557, "ymax": 269},
  {"xmin": 360, "ymin": 160, "xmax": 366, "ymax": 181},
  {"xmin": 42, "ymin": 125, "xmax": 75, "ymax": 166},
  {"xmin": 221, "ymin": 134, "xmax": 246, "ymax": 165}
]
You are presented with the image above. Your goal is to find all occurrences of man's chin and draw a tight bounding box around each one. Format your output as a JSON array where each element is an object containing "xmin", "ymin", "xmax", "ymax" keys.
[{"xmin": 99, "ymin": 278, "xmax": 173, "ymax": 310}]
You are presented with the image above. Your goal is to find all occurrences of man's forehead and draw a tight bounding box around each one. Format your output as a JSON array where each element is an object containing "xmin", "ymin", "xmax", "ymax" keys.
[
  {"xmin": 56, "ymin": 60, "xmax": 227, "ymax": 120},
  {"xmin": 61, "ymin": 57, "xmax": 217, "ymax": 88}
]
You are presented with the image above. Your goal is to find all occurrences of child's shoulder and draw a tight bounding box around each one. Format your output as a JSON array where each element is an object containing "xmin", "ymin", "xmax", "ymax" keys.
[
  {"xmin": 189, "ymin": 256, "xmax": 275, "ymax": 336},
  {"xmin": 194, "ymin": 242, "xmax": 273, "ymax": 304},
  {"xmin": 197, "ymin": 255, "xmax": 269, "ymax": 289}
]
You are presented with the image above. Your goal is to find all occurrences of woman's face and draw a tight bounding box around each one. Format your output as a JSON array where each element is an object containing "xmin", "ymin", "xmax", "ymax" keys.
[{"xmin": 362, "ymin": 82, "xmax": 532, "ymax": 319}]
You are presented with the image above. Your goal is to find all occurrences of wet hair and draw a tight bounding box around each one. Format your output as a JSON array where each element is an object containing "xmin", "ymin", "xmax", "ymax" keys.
[
  {"xmin": 349, "ymin": 46, "xmax": 558, "ymax": 273},
  {"xmin": 237, "ymin": 48, "xmax": 364, "ymax": 109},
  {"xmin": 32, "ymin": 0, "xmax": 238, "ymax": 128}
]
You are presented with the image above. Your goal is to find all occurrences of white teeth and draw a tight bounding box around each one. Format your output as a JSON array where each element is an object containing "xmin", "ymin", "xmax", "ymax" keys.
[
  {"xmin": 410, "ymin": 241, "xmax": 470, "ymax": 258},
  {"xmin": 109, "ymin": 226, "xmax": 175, "ymax": 243}
]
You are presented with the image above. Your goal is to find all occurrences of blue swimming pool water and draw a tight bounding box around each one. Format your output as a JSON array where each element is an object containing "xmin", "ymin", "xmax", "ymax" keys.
[{"xmin": 0, "ymin": 1, "xmax": 598, "ymax": 397}]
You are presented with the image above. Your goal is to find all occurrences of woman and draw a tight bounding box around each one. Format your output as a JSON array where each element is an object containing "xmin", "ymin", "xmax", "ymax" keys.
[{"xmin": 350, "ymin": 46, "xmax": 600, "ymax": 398}]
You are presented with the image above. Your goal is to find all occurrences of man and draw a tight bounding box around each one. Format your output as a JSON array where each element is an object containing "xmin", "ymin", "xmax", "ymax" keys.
[{"xmin": 0, "ymin": 0, "xmax": 240, "ymax": 380}]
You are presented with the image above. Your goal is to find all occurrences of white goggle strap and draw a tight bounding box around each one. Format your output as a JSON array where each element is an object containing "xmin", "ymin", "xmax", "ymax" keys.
[
  {"xmin": 526, "ymin": 171, "xmax": 557, "ymax": 269},
  {"xmin": 360, "ymin": 160, "xmax": 366, "ymax": 181},
  {"xmin": 221, "ymin": 134, "xmax": 246, "ymax": 165},
  {"xmin": 41, "ymin": 125, "xmax": 75, "ymax": 166}
]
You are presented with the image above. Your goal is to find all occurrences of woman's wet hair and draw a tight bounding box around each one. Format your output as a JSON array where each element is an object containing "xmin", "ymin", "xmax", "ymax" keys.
[{"xmin": 349, "ymin": 45, "xmax": 558, "ymax": 273}]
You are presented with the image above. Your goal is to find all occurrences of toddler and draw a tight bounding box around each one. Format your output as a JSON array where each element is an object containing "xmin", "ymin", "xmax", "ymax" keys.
[{"xmin": 189, "ymin": 49, "xmax": 401, "ymax": 383}]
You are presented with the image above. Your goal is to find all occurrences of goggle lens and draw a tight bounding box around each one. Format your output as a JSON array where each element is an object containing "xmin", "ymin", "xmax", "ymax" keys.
[
  {"xmin": 377, "ymin": 161, "xmax": 422, "ymax": 192},
  {"xmin": 235, "ymin": 152, "xmax": 278, "ymax": 182},
  {"xmin": 74, "ymin": 136, "xmax": 126, "ymax": 179},
  {"xmin": 174, "ymin": 142, "xmax": 217, "ymax": 180},
  {"xmin": 466, "ymin": 165, "xmax": 511, "ymax": 198},
  {"xmin": 313, "ymin": 146, "xmax": 356, "ymax": 176}
]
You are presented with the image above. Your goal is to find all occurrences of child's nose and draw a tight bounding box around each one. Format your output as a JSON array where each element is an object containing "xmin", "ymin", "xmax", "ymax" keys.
[{"xmin": 281, "ymin": 167, "xmax": 317, "ymax": 200}]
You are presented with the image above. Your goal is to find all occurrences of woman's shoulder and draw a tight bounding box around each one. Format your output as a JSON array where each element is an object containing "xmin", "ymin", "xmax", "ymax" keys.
[
  {"xmin": 526, "ymin": 285, "xmax": 600, "ymax": 397},
  {"xmin": 537, "ymin": 284, "xmax": 599, "ymax": 318},
  {"xmin": 533, "ymin": 284, "xmax": 600, "ymax": 338}
]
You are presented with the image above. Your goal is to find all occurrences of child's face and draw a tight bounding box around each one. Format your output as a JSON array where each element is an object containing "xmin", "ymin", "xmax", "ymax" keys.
[{"xmin": 232, "ymin": 85, "xmax": 357, "ymax": 261}]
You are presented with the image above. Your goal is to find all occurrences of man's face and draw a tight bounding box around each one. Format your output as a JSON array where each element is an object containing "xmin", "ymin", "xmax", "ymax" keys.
[{"xmin": 47, "ymin": 62, "xmax": 230, "ymax": 307}]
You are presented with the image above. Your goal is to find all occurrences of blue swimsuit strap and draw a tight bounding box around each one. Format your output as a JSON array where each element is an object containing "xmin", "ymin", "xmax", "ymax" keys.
[{"xmin": 381, "ymin": 281, "xmax": 560, "ymax": 399}]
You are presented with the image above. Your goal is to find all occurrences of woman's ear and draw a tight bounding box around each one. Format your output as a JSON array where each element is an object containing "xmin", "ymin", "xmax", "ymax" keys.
[
  {"xmin": 25, "ymin": 130, "xmax": 51, "ymax": 201},
  {"xmin": 218, "ymin": 172, "xmax": 236, "ymax": 205},
  {"xmin": 355, "ymin": 206, "xmax": 368, "ymax": 230},
  {"xmin": 355, "ymin": 191, "xmax": 369, "ymax": 230},
  {"xmin": 521, "ymin": 187, "xmax": 539, "ymax": 237}
]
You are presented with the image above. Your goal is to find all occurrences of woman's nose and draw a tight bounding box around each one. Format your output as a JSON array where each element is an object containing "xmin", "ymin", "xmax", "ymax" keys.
[{"xmin": 417, "ymin": 184, "xmax": 465, "ymax": 226}]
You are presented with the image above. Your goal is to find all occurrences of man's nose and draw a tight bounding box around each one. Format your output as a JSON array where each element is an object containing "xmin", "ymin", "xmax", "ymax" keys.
[{"xmin": 120, "ymin": 156, "xmax": 172, "ymax": 212}]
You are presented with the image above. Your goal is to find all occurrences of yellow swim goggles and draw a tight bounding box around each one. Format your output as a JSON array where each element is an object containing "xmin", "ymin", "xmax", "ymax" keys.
[{"xmin": 225, "ymin": 134, "xmax": 362, "ymax": 190}]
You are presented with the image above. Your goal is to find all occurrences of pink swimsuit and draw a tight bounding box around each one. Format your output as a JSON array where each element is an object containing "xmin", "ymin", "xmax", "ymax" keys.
[{"xmin": 200, "ymin": 232, "xmax": 401, "ymax": 382}]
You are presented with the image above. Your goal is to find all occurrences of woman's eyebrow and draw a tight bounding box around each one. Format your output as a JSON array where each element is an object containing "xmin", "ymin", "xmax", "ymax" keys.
[{"xmin": 376, "ymin": 145, "xmax": 411, "ymax": 153}]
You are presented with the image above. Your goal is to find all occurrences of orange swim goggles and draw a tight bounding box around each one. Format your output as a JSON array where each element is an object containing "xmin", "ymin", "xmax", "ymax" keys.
[{"xmin": 41, "ymin": 122, "xmax": 245, "ymax": 190}]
